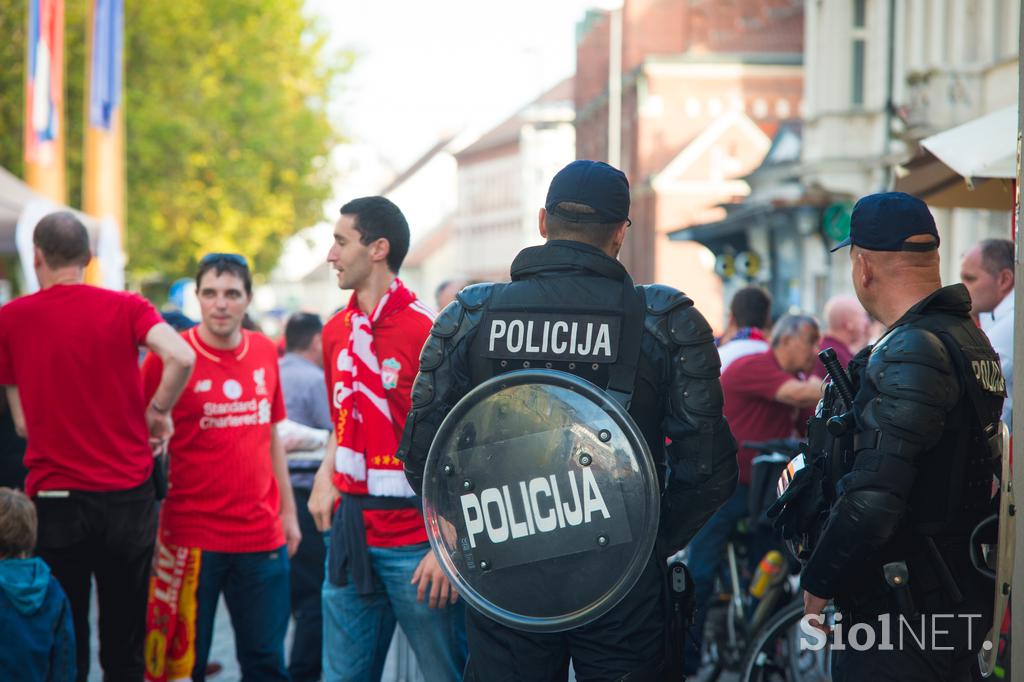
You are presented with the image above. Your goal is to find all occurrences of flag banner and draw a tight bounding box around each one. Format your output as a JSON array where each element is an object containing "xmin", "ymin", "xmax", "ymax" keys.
[
  {"xmin": 89, "ymin": 0, "xmax": 123, "ymax": 130},
  {"xmin": 25, "ymin": 0, "xmax": 64, "ymax": 164}
]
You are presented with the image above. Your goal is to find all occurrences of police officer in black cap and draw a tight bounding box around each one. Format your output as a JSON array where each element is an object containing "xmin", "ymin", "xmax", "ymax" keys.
[
  {"xmin": 799, "ymin": 192, "xmax": 1003, "ymax": 680},
  {"xmin": 398, "ymin": 160, "xmax": 738, "ymax": 681}
]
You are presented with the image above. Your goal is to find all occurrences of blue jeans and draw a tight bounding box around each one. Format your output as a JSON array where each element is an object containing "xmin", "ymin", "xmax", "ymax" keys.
[
  {"xmin": 321, "ymin": 535, "xmax": 467, "ymax": 681},
  {"xmin": 192, "ymin": 547, "xmax": 291, "ymax": 681},
  {"xmin": 683, "ymin": 484, "xmax": 750, "ymax": 675}
]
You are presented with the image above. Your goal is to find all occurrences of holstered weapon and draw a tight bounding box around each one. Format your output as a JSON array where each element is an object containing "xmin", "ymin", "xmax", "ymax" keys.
[
  {"xmin": 666, "ymin": 561, "xmax": 694, "ymax": 681},
  {"xmin": 882, "ymin": 561, "xmax": 918, "ymax": 619}
]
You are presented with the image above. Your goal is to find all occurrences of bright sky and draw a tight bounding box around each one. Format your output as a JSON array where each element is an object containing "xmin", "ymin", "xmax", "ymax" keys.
[{"xmin": 305, "ymin": 0, "xmax": 601, "ymax": 180}]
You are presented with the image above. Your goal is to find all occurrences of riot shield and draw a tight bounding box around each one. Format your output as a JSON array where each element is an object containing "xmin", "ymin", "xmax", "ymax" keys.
[{"xmin": 422, "ymin": 369, "xmax": 660, "ymax": 633}]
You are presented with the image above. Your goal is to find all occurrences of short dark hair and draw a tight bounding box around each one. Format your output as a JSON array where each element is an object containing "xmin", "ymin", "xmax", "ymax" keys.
[
  {"xmin": 33, "ymin": 211, "xmax": 91, "ymax": 268},
  {"xmin": 340, "ymin": 196, "xmax": 410, "ymax": 273},
  {"xmin": 545, "ymin": 202, "xmax": 623, "ymax": 248},
  {"xmin": 285, "ymin": 312, "xmax": 323, "ymax": 352},
  {"xmin": 0, "ymin": 487, "xmax": 37, "ymax": 558},
  {"xmin": 979, "ymin": 238, "xmax": 1014, "ymax": 276},
  {"xmin": 730, "ymin": 286, "xmax": 772, "ymax": 328},
  {"xmin": 195, "ymin": 254, "xmax": 253, "ymax": 296}
]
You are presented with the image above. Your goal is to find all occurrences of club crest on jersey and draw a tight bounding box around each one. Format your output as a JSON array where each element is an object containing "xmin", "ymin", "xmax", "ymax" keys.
[
  {"xmin": 223, "ymin": 379, "xmax": 243, "ymax": 400},
  {"xmin": 381, "ymin": 358, "xmax": 401, "ymax": 390},
  {"xmin": 253, "ymin": 368, "xmax": 268, "ymax": 395}
]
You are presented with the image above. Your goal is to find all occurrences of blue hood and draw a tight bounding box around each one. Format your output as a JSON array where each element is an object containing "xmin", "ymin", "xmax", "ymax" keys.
[{"xmin": 0, "ymin": 557, "xmax": 51, "ymax": 615}]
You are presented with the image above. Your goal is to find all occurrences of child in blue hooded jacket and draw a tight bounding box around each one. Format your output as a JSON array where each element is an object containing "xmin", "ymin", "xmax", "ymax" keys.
[{"xmin": 0, "ymin": 487, "xmax": 75, "ymax": 681}]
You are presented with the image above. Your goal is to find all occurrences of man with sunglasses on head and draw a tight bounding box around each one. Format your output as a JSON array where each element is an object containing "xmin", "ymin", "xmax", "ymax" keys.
[
  {"xmin": 0, "ymin": 212, "xmax": 195, "ymax": 681},
  {"xmin": 308, "ymin": 196, "xmax": 466, "ymax": 681},
  {"xmin": 141, "ymin": 253, "xmax": 300, "ymax": 680}
]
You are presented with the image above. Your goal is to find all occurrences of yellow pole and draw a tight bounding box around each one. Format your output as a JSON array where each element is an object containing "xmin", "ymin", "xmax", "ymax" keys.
[{"xmin": 83, "ymin": 0, "xmax": 126, "ymax": 285}]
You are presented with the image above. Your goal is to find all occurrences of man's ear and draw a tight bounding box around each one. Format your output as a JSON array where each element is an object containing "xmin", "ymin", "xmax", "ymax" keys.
[
  {"xmin": 538, "ymin": 208, "xmax": 548, "ymax": 239},
  {"xmin": 370, "ymin": 237, "xmax": 391, "ymax": 265},
  {"xmin": 32, "ymin": 246, "xmax": 43, "ymax": 270},
  {"xmin": 998, "ymin": 268, "xmax": 1014, "ymax": 296},
  {"xmin": 857, "ymin": 251, "xmax": 872, "ymax": 288}
]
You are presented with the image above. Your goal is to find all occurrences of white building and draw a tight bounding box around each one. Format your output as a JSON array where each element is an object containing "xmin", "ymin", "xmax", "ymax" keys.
[
  {"xmin": 800, "ymin": 0, "xmax": 1019, "ymax": 297},
  {"xmin": 453, "ymin": 77, "xmax": 576, "ymax": 282}
]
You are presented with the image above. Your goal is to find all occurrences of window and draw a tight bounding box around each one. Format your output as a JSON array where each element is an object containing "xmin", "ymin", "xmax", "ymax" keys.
[{"xmin": 851, "ymin": 1, "xmax": 868, "ymax": 107}]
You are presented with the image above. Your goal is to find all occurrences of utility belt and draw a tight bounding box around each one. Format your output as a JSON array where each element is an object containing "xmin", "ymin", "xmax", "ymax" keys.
[{"xmin": 836, "ymin": 530, "xmax": 984, "ymax": 619}]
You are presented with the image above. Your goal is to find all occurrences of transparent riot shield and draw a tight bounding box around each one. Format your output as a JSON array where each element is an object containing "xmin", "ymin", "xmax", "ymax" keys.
[{"xmin": 422, "ymin": 369, "xmax": 660, "ymax": 632}]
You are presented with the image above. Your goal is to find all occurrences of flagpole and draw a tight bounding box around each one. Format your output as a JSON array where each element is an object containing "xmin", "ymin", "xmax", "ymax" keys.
[
  {"xmin": 83, "ymin": 0, "xmax": 126, "ymax": 287},
  {"xmin": 24, "ymin": 0, "xmax": 67, "ymax": 204}
]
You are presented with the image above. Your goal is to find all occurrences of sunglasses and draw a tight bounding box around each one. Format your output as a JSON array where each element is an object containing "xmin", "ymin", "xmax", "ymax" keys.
[{"xmin": 199, "ymin": 252, "xmax": 249, "ymax": 269}]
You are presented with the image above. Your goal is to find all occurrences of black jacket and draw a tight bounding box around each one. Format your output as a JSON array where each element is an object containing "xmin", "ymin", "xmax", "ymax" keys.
[
  {"xmin": 398, "ymin": 240, "xmax": 737, "ymax": 555},
  {"xmin": 801, "ymin": 284, "xmax": 1004, "ymax": 607}
]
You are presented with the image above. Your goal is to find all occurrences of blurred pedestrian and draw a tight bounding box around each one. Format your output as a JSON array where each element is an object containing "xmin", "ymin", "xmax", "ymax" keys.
[
  {"xmin": 686, "ymin": 314, "xmax": 822, "ymax": 675},
  {"xmin": 279, "ymin": 312, "xmax": 333, "ymax": 682},
  {"xmin": 141, "ymin": 254, "xmax": 300, "ymax": 681},
  {"xmin": 813, "ymin": 294, "xmax": 871, "ymax": 379},
  {"xmin": 435, "ymin": 277, "xmax": 468, "ymax": 309},
  {"xmin": 961, "ymin": 238, "xmax": 1014, "ymax": 425},
  {"xmin": 308, "ymin": 196, "xmax": 466, "ymax": 681},
  {"xmin": 0, "ymin": 487, "xmax": 76, "ymax": 681},
  {"xmin": 0, "ymin": 212, "xmax": 195, "ymax": 681},
  {"xmin": 717, "ymin": 285, "xmax": 772, "ymax": 371}
]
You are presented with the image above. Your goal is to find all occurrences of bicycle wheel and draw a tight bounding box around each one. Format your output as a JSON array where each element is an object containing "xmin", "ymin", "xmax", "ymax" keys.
[{"xmin": 738, "ymin": 600, "xmax": 831, "ymax": 682}]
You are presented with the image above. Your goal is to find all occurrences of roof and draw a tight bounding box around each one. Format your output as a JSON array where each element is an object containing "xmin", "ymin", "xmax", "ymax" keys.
[
  {"xmin": 456, "ymin": 77, "xmax": 574, "ymax": 159},
  {"xmin": 379, "ymin": 135, "xmax": 457, "ymax": 197}
]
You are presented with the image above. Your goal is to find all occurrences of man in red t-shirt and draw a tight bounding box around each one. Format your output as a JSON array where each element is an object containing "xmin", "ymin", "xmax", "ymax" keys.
[
  {"xmin": 0, "ymin": 212, "xmax": 195, "ymax": 681},
  {"xmin": 685, "ymin": 313, "xmax": 823, "ymax": 674},
  {"xmin": 813, "ymin": 294, "xmax": 871, "ymax": 380},
  {"xmin": 141, "ymin": 254, "xmax": 300, "ymax": 680},
  {"xmin": 308, "ymin": 197, "xmax": 466, "ymax": 681}
]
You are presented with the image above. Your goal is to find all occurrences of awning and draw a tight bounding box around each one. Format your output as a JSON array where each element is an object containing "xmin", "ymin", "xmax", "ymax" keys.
[
  {"xmin": 894, "ymin": 107, "xmax": 1016, "ymax": 210},
  {"xmin": 0, "ymin": 166, "xmax": 101, "ymax": 253}
]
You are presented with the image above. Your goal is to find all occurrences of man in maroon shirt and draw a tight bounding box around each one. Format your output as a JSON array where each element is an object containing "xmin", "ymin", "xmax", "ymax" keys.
[
  {"xmin": 685, "ymin": 314, "xmax": 823, "ymax": 675},
  {"xmin": 813, "ymin": 294, "xmax": 871, "ymax": 380},
  {"xmin": 0, "ymin": 213, "xmax": 195, "ymax": 681}
]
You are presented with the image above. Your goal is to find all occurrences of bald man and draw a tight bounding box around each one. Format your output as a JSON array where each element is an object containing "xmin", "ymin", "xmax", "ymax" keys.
[
  {"xmin": 812, "ymin": 294, "xmax": 870, "ymax": 379},
  {"xmin": 794, "ymin": 193, "xmax": 1003, "ymax": 681}
]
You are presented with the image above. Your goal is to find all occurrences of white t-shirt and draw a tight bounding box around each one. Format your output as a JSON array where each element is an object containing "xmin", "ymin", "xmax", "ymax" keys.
[
  {"xmin": 981, "ymin": 290, "xmax": 1014, "ymax": 426},
  {"xmin": 718, "ymin": 338, "xmax": 770, "ymax": 372}
]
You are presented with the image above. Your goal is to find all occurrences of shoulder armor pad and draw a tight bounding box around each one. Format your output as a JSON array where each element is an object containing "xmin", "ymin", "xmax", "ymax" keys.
[
  {"xmin": 667, "ymin": 304, "xmax": 715, "ymax": 347},
  {"xmin": 430, "ymin": 300, "xmax": 465, "ymax": 339},
  {"xmin": 870, "ymin": 326, "xmax": 951, "ymax": 373},
  {"xmin": 456, "ymin": 282, "xmax": 496, "ymax": 311},
  {"xmin": 642, "ymin": 284, "xmax": 693, "ymax": 315}
]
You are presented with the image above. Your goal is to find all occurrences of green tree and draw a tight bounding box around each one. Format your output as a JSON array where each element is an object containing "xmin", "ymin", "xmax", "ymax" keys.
[{"xmin": 0, "ymin": 0, "xmax": 345, "ymax": 286}]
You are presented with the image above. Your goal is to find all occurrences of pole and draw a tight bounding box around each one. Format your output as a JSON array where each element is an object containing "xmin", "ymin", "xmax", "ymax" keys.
[
  {"xmin": 1011, "ymin": 0, "xmax": 1024, "ymax": 672},
  {"xmin": 607, "ymin": 5, "xmax": 622, "ymax": 169}
]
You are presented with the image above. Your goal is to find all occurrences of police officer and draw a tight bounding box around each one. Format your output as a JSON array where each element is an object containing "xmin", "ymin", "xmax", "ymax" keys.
[
  {"xmin": 801, "ymin": 193, "xmax": 1003, "ymax": 681},
  {"xmin": 398, "ymin": 160, "xmax": 738, "ymax": 681}
]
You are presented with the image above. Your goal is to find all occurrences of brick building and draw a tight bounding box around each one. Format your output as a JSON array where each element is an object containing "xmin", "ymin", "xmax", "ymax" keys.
[{"xmin": 574, "ymin": 0, "xmax": 803, "ymax": 328}]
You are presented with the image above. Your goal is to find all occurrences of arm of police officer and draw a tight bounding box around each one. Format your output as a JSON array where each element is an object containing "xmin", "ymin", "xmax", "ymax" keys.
[
  {"xmin": 309, "ymin": 430, "xmax": 339, "ymax": 532},
  {"xmin": 800, "ymin": 327, "xmax": 960, "ymax": 603},
  {"xmin": 656, "ymin": 297, "xmax": 739, "ymax": 555},
  {"xmin": 398, "ymin": 294, "xmax": 481, "ymax": 495},
  {"xmin": 144, "ymin": 322, "xmax": 196, "ymax": 445}
]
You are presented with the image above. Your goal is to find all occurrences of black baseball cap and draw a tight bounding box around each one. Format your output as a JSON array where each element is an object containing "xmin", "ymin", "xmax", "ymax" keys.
[
  {"xmin": 545, "ymin": 160, "xmax": 631, "ymax": 224},
  {"xmin": 831, "ymin": 192, "xmax": 940, "ymax": 252}
]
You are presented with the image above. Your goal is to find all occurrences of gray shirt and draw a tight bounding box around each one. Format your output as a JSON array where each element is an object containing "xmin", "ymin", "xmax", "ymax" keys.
[{"xmin": 279, "ymin": 353, "xmax": 332, "ymax": 486}]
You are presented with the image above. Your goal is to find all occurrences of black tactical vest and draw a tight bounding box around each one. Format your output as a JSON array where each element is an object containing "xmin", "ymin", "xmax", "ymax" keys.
[{"xmin": 466, "ymin": 241, "xmax": 665, "ymax": 476}]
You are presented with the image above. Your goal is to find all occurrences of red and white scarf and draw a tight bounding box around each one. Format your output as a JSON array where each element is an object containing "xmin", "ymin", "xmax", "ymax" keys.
[{"xmin": 334, "ymin": 279, "xmax": 419, "ymax": 498}]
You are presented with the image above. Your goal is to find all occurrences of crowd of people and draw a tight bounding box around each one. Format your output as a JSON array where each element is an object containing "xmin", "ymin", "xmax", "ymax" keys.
[{"xmin": 0, "ymin": 163, "xmax": 1013, "ymax": 682}]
